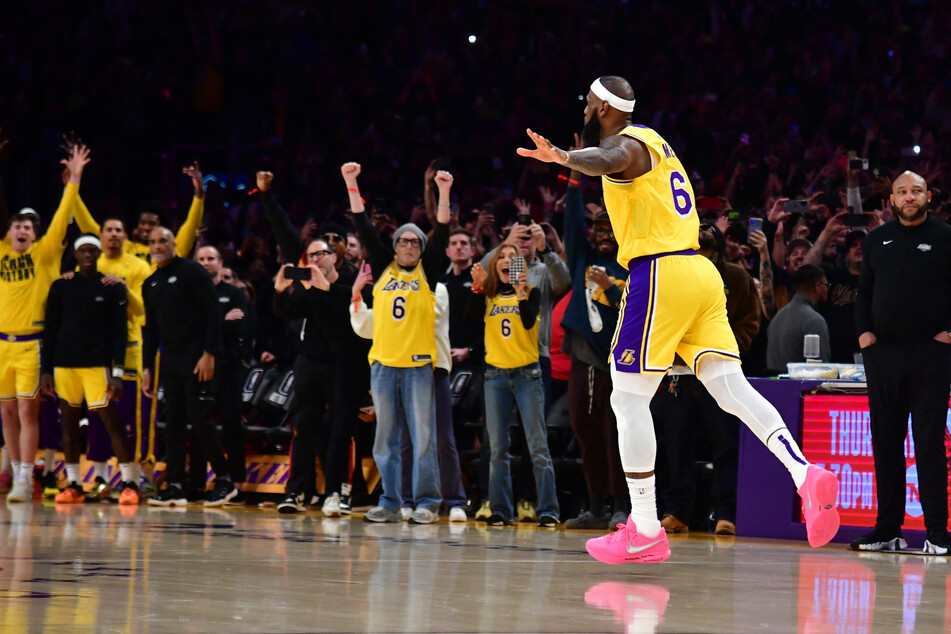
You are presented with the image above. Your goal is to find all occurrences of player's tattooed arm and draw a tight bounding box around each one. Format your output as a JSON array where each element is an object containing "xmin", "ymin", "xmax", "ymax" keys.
[{"xmin": 561, "ymin": 135, "xmax": 645, "ymax": 178}]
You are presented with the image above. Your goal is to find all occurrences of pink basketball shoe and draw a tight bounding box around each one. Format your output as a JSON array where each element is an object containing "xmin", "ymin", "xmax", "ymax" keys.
[
  {"xmin": 798, "ymin": 465, "xmax": 840, "ymax": 547},
  {"xmin": 585, "ymin": 516, "xmax": 671, "ymax": 564}
]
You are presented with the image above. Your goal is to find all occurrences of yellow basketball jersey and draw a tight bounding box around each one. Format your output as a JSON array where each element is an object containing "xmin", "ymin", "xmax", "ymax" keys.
[
  {"xmin": 484, "ymin": 291, "xmax": 539, "ymax": 369},
  {"xmin": 601, "ymin": 125, "xmax": 699, "ymax": 266},
  {"xmin": 369, "ymin": 261, "xmax": 437, "ymax": 368},
  {"xmin": 0, "ymin": 183, "xmax": 78, "ymax": 335},
  {"xmin": 73, "ymin": 193, "xmax": 205, "ymax": 270},
  {"xmin": 97, "ymin": 252, "xmax": 151, "ymax": 351}
]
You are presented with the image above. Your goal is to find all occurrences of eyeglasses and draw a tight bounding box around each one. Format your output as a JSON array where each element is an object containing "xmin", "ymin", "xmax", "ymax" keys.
[
  {"xmin": 396, "ymin": 238, "xmax": 421, "ymax": 247},
  {"xmin": 817, "ymin": 281, "xmax": 832, "ymax": 288},
  {"xmin": 593, "ymin": 227, "xmax": 615, "ymax": 238},
  {"xmin": 322, "ymin": 233, "xmax": 344, "ymax": 243},
  {"xmin": 306, "ymin": 249, "xmax": 332, "ymax": 258}
]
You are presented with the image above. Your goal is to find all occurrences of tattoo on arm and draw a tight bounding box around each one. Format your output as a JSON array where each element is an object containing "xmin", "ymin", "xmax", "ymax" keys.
[
  {"xmin": 567, "ymin": 136, "xmax": 639, "ymax": 177},
  {"xmin": 759, "ymin": 260, "xmax": 776, "ymax": 318}
]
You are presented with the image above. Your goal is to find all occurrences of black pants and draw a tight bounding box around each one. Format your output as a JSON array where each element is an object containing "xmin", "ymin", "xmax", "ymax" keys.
[
  {"xmin": 864, "ymin": 339, "xmax": 950, "ymax": 533},
  {"xmin": 190, "ymin": 361, "xmax": 246, "ymax": 486},
  {"xmin": 286, "ymin": 354, "xmax": 334, "ymax": 496},
  {"xmin": 651, "ymin": 374, "xmax": 740, "ymax": 524},
  {"xmin": 162, "ymin": 353, "xmax": 229, "ymax": 486},
  {"xmin": 321, "ymin": 359, "xmax": 368, "ymax": 496},
  {"xmin": 567, "ymin": 361, "xmax": 626, "ymax": 511}
]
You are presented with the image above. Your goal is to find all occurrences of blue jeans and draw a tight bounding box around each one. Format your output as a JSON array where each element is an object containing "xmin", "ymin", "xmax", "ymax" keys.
[
  {"xmin": 370, "ymin": 362, "xmax": 441, "ymax": 512},
  {"xmin": 483, "ymin": 362, "xmax": 559, "ymax": 522}
]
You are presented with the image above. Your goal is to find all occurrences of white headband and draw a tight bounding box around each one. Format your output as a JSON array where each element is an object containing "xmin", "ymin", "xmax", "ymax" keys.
[
  {"xmin": 74, "ymin": 235, "xmax": 101, "ymax": 250},
  {"xmin": 590, "ymin": 78, "xmax": 636, "ymax": 112}
]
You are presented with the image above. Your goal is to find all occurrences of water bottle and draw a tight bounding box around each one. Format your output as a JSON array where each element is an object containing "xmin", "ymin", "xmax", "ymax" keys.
[{"xmin": 803, "ymin": 333, "xmax": 820, "ymax": 361}]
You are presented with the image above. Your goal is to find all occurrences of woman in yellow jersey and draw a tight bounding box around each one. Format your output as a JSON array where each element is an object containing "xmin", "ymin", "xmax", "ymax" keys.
[{"xmin": 470, "ymin": 244, "xmax": 560, "ymax": 527}]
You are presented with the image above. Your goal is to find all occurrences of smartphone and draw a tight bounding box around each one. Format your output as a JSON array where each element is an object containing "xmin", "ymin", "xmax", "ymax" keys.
[
  {"xmin": 848, "ymin": 158, "xmax": 869, "ymax": 171},
  {"xmin": 783, "ymin": 200, "xmax": 808, "ymax": 213},
  {"xmin": 749, "ymin": 217, "xmax": 764, "ymax": 234},
  {"xmin": 516, "ymin": 213, "xmax": 532, "ymax": 226},
  {"xmin": 844, "ymin": 214, "xmax": 867, "ymax": 227},
  {"xmin": 508, "ymin": 256, "xmax": 525, "ymax": 284},
  {"xmin": 284, "ymin": 266, "xmax": 312, "ymax": 282}
]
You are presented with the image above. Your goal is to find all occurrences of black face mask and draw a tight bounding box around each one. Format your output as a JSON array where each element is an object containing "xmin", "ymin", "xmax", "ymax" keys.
[{"xmin": 582, "ymin": 114, "xmax": 602, "ymax": 146}]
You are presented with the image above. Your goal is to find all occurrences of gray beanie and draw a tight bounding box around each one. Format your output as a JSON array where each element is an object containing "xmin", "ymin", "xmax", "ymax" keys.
[{"xmin": 392, "ymin": 223, "xmax": 428, "ymax": 251}]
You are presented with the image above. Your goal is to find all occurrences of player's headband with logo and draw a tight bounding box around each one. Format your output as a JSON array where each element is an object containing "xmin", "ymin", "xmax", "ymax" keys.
[
  {"xmin": 74, "ymin": 235, "xmax": 101, "ymax": 250},
  {"xmin": 590, "ymin": 78, "xmax": 636, "ymax": 112}
]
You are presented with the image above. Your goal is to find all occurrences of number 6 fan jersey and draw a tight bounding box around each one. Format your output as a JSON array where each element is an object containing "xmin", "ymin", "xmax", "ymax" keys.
[
  {"xmin": 484, "ymin": 290, "xmax": 539, "ymax": 369},
  {"xmin": 369, "ymin": 261, "xmax": 437, "ymax": 368},
  {"xmin": 601, "ymin": 125, "xmax": 699, "ymax": 265}
]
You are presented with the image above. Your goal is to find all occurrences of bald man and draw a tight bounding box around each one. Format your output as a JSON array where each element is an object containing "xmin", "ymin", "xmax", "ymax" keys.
[
  {"xmin": 853, "ymin": 171, "xmax": 951, "ymax": 555},
  {"xmin": 142, "ymin": 227, "xmax": 234, "ymax": 507}
]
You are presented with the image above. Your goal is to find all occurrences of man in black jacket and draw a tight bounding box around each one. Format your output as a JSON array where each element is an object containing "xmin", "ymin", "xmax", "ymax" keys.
[
  {"xmin": 853, "ymin": 171, "xmax": 951, "ymax": 555},
  {"xmin": 40, "ymin": 235, "xmax": 135, "ymax": 504},
  {"xmin": 196, "ymin": 245, "xmax": 252, "ymax": 503},
  {"xmin": 142, "ymin": 227, "xmax": 235, "ymax": 507}
]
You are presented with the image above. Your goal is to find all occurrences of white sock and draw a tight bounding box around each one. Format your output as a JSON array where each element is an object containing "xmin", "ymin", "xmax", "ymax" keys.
[
  {"xmin": 119, "ymin": 462, "xmax": 134, "ymax": 484},
  {"xmin": 1, "ymin": 446, "xmax": 11, "ymax": 473},
  {"xmin": 19, "ymin": 462, "xmax": 34, "ymax": 483},
  {"xmin": 43, "ymin": 448, "xmax": 56, "ymax": 474},
  {"xmin": 66, "ymin": 463, "xmax": 81, "ymax": 485},
  {"xmin": 93, "ymin": 461, "xmax": 108, "ymax": 481},
  {"xmin": 766, "ymin": 430, "xmax": 810, "ymax": 488},
  {"xmin": 627, "ymin": 476, "xmax": 662, "ymax": 538},
  {"xmin": 11, "ymin": 459, "xmax": 21, "ymax": 478}
]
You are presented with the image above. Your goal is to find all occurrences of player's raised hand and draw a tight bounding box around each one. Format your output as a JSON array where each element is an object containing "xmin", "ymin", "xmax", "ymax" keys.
[
  {"xmin": 516, "ymin": 128, "xmax": 565, "ymax": 164},
  {"xmin": 62, "ymin": 143, "xmax": 91, "ymax": 184},
  {"xmin": 182, "ymin": 161, "xmax": 204, "ymax": 198}
]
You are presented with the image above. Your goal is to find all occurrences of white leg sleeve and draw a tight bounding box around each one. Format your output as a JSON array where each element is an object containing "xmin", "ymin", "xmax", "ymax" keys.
[
  {"xmin": 696, "ymin": 357, "xmax": 786, "ymax": 444},
  {"xmin": 610, "ymin": 365, "xmax": 664, "ymax": 473}
]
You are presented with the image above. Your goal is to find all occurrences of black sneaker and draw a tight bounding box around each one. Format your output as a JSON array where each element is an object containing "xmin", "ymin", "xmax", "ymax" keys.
[
  {"xmin": 849, "ymin": 527, "xmax": 907, "ymax": 552},
  {"xmin": 223, "ymin": 490, "xmax": 247, "ymax": 507},
  {"xmin": 278, "ymin": 492, "xmax": 305, "ymax": 514},
  {"xmin": 486, "ymin": 513, "xmax": 513, "ymax": 526},
  {"xmin": 923, "ymin": 529, "xmax": 951, "ymax": 555},
  {"xmin": 41, "ymin": 471, "xmax": 59, "ymax": 498},
  {"xmin": 339, "ymin": 494, "xmax": 353, "ymax": 515},
  {"xmin": 564, "ymin": 510, "xmax": 611, "ymax": 530},
  {"xmin": 538, "ymin": 515, "xmax": 559, "ymax": 528},
  {"xmin": 204, "ymin": 479, "xmax": 238, "ymax": 507},
  {"xmin": 147, "ymin": 485, "xmax": 187, "ymax": 507}
]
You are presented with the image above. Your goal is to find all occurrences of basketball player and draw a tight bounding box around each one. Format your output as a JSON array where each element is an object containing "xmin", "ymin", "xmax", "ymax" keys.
[
  {"xmin": 72, "ymin": 163, "xmax": 207, "ymax": 494},
  {"xmin": 40, "ymin": 234, "xmax": 138, "ymax": 504},
  {"xmin": 1, "ymin": 144, "xmax": 87, "ymax": 503},
  {"xmin": 517, "ymin": 76, "xmax": 840, "ymax": 563}
]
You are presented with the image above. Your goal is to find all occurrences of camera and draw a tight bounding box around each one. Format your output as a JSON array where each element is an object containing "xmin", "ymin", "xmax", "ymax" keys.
[
  {"xmin": 749, "ymin": 217, "xmax": 764, "ymax": 234},
  {"xmin": 516, "ymin": 213, "xmax": 532, "ymax": 226},
  {"xmin": 848, "ymin": 158, "xmax": 869, "ymax": 171}
]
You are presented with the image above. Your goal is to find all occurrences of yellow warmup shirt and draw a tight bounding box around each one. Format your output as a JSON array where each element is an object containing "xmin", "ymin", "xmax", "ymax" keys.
[
  {"xmin": 369, "ymin": 261, "xmax": 436, "ymax": 368},
  {"xmin": 0, "ymin": 183, "xmax": 78, "ymax": 335},
  {"xmin": 484, "ymin": 290, "xmax": 539, "ymax": 369},
  {"xmin": 602, "ymin": 125, "xmax": 699, "ymax": 266},
  {"xmin": 73, "ymin": 194, "xmax": 205, "ymax": 270},
  {"xmin": 96, "ymin": 252, "xmax": 151, "ymax": 370}
]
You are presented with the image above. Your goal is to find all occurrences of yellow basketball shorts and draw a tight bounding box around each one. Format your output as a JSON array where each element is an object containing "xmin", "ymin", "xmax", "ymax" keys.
[
  {"xmin": 0, "ymin": 337, "xmax": 41, "ymax": 400},
  {"xmin": 610, "ymin": 250, "xmax": 739, "ymax": 374},
  {"xmin": 53, "ymin": 367, "xmax": 111, "ymax": 410}
]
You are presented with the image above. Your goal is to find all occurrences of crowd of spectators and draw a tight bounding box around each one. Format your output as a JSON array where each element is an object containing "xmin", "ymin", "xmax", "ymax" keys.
[{"xmin": 2, "ymin": 0, "xmax": 951, "ymax": 527}]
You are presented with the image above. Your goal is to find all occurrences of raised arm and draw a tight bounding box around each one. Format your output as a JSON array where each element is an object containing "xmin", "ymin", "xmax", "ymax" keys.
[
  {"xmin": 342, "ymin": 162, "xmax": 391, "ymax": 278},
  {"xmin": 516, "ymin": 128, "xmax": 648, "ymax": 179},
  {"xmin": 175, "ymin": 162, "xmax": 205, "ymax": 258},
  {"xmin": 257, "ymin": 170, "xmax": 304, "ymax": 264},
  {"xmin": 36, "ymin": 144, "xmax": 88, "ymax": 259}
]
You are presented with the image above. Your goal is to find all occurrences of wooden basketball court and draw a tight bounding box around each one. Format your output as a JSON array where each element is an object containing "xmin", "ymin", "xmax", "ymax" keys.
[{"xmin": 1, "ymin": 501, "xmax": 948, "ymax": 632}]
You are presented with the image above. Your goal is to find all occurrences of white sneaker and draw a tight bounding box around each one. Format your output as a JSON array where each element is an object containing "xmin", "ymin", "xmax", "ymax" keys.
[
  {"xmin": 6, "ymin": 479, "xmax": 32, "ymax": 503},
  {"xmin": 322, "ymin": 492, "xmax": 341, "ymax": 517},
  {"xmin": 400, "ymin": 507, "xmax": 413, "ymax": 521},
  {"xmin": 449, "ymin": 506, "xmax": 468, "ymax": 523},
  {"xmin": 409, "ymin": 507, "xmax": 438, "ymax": 525}
]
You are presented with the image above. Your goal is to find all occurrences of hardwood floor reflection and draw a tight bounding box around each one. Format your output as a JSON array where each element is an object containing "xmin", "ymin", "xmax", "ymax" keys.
[{"xmin": 0, "ymin": 502, "xmax": 948, "ymax": 632}]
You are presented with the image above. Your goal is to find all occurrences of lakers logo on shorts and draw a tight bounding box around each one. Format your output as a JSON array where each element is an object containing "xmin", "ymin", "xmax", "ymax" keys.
[{"xmin": 617, "ymin": 349, "xmax": 637, "ymax": 366}]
